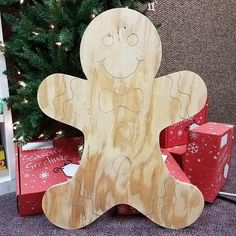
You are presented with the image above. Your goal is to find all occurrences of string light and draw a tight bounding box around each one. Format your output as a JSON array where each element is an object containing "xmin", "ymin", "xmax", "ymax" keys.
[
  {"xmin": 78, "ymin": 144, "xmax": 84, "ymax": 156},
  {"xmin": 91, "ymin": 13, "xmax": 96, "ymax": 19},
  {"xmin": 23, "ymin": 99, "xmax": 28, "ymax": 103},
  {"xmin": 19, "ymin": 81, "xmax": 27, "ymax": 87},
  {"xmin": 17, "ymin": 71, "xmax": 21, "ymax": 75},
  {"xmin": 56, "ymin": 130, "xmax": 63, "ymax": 135},
  {"xmin": 78, "ymin": 145, "xmax": 84, "ymax": 152},
  {"xmin": 20, "ymin": 0, "xmax": 24, "ymax": 4},
  {"xmin": 13, "ymin": 121, "xmax": 20, "ymax": 131},
  {"xmin": 18, "ymin": 136, "xmax": 24, "ymax": 141},
  {"xmin": 32, "ymin": 31, "xmax": 39, "ymax": 35},
  {"xmin": 0, "ymin": 42, "xmax": 5, "ymax": 54},
  {"xmin": 55, "ymin": 42, "xmax": 62, "ymax": 46},
  {"xmin": 38, "ymin": 133, "xmax": 44, "ymax": 138},
  {"xmin": 50, "ymin": 24, "xmax": 55, "ymax": 29}
]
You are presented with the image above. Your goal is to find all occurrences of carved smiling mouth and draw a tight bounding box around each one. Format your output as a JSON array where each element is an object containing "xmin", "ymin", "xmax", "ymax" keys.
[{"xmin": 98, "ymin": 57, "xmax": 143, "ymax": 79}]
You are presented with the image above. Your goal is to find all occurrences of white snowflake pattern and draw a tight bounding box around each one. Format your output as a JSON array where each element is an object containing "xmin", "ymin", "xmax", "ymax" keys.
[
  {"xmin": 190, "ymin": 132, "xmax": 199, "ymax": 140},
  {"xmin": 188, "ymin": 142, "xmax": 199, "ymax": 153},
  {"xmin": 177, "ymin": 129, "xmax": 183, "ymax": 136},
  {"xmin": 39, "ymin": 171, "xmax": 49, "ymax": 180},
  {"xmin": 24, "ymin": 173, "xmax": 30, "ymax": 178}
]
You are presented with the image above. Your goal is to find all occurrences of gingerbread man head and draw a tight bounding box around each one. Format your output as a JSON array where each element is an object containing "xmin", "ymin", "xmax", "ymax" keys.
[{"xmin": 80, "ymin": 8, "xmax": 161, "ymax": 81}]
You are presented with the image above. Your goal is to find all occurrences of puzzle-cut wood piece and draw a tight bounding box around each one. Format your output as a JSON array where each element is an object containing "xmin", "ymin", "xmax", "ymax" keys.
[{"xmin": 38, "ymin": 8, "xmax": 207, "ymax": 230}]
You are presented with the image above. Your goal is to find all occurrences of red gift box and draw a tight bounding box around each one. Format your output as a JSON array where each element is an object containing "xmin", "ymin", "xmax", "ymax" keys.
[
  {"xmin": 160, "ymin": 100, "xmax": 208, "ymax": 148},
  {"xmin": 117, "ymin": 204, "xmax": 140, "ymax": 215},
  {"xmin": 117, "ymin": 151, "xmax": 190, "ymax": 215},
  {"xmin": 161, "ymin": 150, "xmax": 190, "ymax": 183},
  {"xmin": 16, "ymin": 137, "xmax": 83, "ymax": 216},
  {"xmin": 164, "ymin": 144, "xmax": 186, "ymax": 168},
  {"xmin": 183, "ymin": 122, "xmax": 234, "ymax": 203}
]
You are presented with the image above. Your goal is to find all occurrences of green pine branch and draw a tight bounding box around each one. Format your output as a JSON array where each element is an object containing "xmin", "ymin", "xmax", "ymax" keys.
[{"xmin": 0, "ymin": 0, "xmax": 18, "ymax": 6}]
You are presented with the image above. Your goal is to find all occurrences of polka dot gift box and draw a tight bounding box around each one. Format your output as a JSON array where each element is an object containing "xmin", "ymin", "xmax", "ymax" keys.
[
  {"xmin": 183, "ymin": 122, "xmax": 234, "ymax": 203},
  {"xmin": 16, "ymin": 137, "xmax": 82, "ymax": 216}
]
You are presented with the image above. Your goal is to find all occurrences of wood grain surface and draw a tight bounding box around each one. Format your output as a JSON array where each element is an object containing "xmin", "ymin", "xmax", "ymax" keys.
[{"xmin": 38, "ymin": 8, "xmax": 207, "ymax": 230}]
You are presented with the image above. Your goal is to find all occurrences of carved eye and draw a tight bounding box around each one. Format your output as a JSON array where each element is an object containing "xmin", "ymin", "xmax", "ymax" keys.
[
  {"xmin": 103, "ymin": 33, "xmax": 113, "ymax": 47},
  {"xmin": 127, "ymin": 33, "xmax": 138, "ymax": 46}
]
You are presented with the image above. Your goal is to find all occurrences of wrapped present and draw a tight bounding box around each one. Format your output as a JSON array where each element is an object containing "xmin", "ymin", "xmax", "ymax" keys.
[
  {"xmin": 163, "ymin": 144, "xmax": 186, "ymax": 168},
  {"xmin": 117, "ymin": 204, "xmax": 140, "ymax": 215},
  {"xmin": 117, "ymin": 151, "xmax": 190, "ymax": 214},
  {"xmin": 160, "ymin": 100, "xmax": 208, "ymax": 148},
  {"xmin": 16, "ymin": 137, "xmax": 83, "ymax": 216},
  {"xmin": 161, "ymin": 150, "xmax": 190, "ymax": 183},
  {"xmin": 0, "ymin": 146, "xmax": 7, "ymax": 171},
  {"xmin": 183, "ymin": 122, "xmax": 234, "ymax": 203}
]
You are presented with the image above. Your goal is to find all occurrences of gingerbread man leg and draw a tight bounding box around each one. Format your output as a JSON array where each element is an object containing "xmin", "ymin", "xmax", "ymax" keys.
[{"xmin": 128, "ymin": 146, "xmax": 204, "ymax": 229}]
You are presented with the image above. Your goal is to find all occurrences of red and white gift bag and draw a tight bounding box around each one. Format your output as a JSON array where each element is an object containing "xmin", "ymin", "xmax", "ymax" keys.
[{"xmin": 183, "ymin": 122, "xmax": 234, "ymax": 202}]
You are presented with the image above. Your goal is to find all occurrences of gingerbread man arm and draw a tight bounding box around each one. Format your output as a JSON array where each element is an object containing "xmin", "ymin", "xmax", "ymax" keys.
[
  {"xmin": 153, "ymin": 70, "xmax": 207, "ymax": 132},
  {"xmin": 37, "ymin": 73, "xmax": 90, "ymax": 133}
]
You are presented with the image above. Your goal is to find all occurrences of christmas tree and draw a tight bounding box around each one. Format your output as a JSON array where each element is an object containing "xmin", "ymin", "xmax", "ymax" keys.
[{"xmin": 0, "ymin": 0, "xmax": 155, "ymax": 143}]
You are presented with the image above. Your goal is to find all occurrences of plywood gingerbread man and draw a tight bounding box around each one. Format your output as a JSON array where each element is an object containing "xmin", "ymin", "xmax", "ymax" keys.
[{"xmin": 38, "ymin": 8, "xmax": 207, "ymax": 230}]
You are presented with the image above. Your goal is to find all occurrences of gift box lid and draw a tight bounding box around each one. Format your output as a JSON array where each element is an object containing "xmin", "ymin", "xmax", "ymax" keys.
[
  {"xmin": 165, "ymin": 145, "xmax": 187, "ymax": 155},
  {"xmin": 192, "ymin": 122, "xmax": 234, "ymax": 135}
]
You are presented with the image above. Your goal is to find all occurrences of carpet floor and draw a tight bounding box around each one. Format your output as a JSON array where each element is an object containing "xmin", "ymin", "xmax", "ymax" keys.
[{"xmin": 1, "ymin": 145, "xmax": 236, "ymax": 236}]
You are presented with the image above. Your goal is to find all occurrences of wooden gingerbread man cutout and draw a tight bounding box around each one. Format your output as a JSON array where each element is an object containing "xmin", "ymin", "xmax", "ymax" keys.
[{"xmin": 38, "ymin": 8, "xmax": 207, "ymax": 230}]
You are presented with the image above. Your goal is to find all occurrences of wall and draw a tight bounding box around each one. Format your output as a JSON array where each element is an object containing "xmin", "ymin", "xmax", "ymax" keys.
[{"xmin": 143, "ymin": 0, "xmax": 236, "ymax": 125}]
